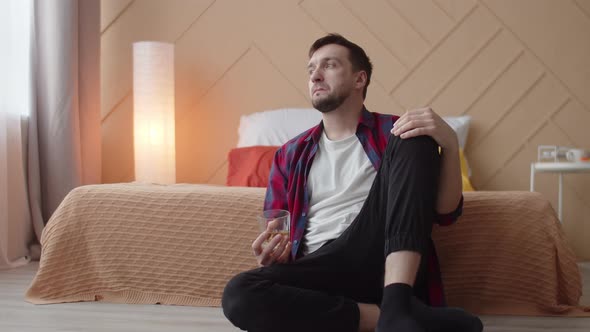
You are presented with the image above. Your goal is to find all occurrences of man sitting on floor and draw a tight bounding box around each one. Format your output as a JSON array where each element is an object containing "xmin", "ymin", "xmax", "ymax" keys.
[{"xmin": 222, "ymin": 33, "xmax": 483, "ymax": 332}]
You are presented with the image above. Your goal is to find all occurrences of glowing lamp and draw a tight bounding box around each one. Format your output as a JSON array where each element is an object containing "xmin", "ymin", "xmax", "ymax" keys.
[{"xmin": 132, "ymin": 41, "xmax": 175, "ymax": 184}]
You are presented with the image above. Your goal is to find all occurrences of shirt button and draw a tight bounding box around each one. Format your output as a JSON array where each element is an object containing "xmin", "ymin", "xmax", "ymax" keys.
[
  {"xmin": 302, "ymin": 212, "xmax": 306, "ymax": 217},
  {"xmin": 293, "ymin": 240, "xmax": 299, "ymax": 245}
]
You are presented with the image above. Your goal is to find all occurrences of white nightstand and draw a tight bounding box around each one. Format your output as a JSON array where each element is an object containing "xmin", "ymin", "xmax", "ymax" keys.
[{"xmin": 530, "ymin": 162, "xmax": 590, "ymax": 222}]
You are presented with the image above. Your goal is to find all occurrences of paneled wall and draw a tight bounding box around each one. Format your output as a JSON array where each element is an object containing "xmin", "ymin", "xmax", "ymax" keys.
[{"xmin": 101, "ymin": 0, "xmax": 590, "ymax": 259}]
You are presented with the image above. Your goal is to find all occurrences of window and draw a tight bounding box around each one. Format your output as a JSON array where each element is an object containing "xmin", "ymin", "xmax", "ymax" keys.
[{"xmin": 0, "ymin": 0, "xmax": 33, "ymax": 116}]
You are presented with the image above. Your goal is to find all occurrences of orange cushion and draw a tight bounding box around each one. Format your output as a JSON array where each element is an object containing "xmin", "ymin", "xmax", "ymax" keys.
[{"xmin": 226, "ymin": 146, "xmax": 279, "ymax": 187}]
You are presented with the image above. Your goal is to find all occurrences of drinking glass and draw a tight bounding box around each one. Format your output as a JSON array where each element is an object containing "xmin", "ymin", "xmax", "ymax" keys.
[{"xmin": 257, "ymin": 209, "xmax": 290, "ymax": 245}]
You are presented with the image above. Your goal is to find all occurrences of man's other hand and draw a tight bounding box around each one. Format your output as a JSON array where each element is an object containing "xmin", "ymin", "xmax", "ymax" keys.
[{"xmin": 391, "ymin": 107, "xmax": 459, "ymax": 151}]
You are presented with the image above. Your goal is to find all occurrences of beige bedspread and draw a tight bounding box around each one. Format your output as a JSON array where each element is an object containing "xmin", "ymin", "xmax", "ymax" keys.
[{"xmin": 26, "ymin": 183, "xmax": 589, "ymax": 316}]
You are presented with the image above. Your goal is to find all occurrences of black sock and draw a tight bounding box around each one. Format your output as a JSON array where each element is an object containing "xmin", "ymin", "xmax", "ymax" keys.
[
  {"xmin": 411, "ymin": 298, "xmax": 483, "ymax": 332},
  {"xmin": 376, "ymin": 283, "xmax": 424, "ymax": 332}
]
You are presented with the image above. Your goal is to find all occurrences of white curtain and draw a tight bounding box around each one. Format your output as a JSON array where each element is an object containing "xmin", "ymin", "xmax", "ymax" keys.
[
  {"xmin": 0, "ymin": 0, "xmax": 101, "ymax": 270},
  {"xmin": 0, "ymin": 0, "xmax": 35, "ymax": 269}
]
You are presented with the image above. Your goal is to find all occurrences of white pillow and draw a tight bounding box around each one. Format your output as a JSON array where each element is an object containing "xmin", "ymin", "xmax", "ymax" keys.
[
  {"xmin": 443, "ymin": 115, "xmax": 471, "ymax": 149},
  {"xmin": 237, "ymin": 108, "xmax": 320, "ymax": 147},
  {"xmin": 237, "ymin": 108, "xmax": 470, "ymax": 149}
]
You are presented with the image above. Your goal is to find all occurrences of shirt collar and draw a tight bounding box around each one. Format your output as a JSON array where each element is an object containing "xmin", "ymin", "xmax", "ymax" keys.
[
  {"xmin": 358, "ymin": 106, "xmax": 375, "ymax": 129},
  {"xmin": 305, "ymin": 106, "xmax": 373, "ymax": 144}
]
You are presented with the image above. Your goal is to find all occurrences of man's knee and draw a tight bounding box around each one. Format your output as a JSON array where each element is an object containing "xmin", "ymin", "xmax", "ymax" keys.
[
  {"xmin": 222, "ymin": 271, "xmax": 262, "ymax": 328},
  {"xmin": 385, "ymin": 134, "xmax": 440, "ymax": 167},
  {"xmin": 388, "ymin": 134, "xmax": 438, "ymax": 154}
]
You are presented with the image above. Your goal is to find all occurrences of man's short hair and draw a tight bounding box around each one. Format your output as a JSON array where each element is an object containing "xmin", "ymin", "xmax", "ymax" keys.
[{"xmin": 308, "ymin": 33, "xmax": 373, "ymax": 99}]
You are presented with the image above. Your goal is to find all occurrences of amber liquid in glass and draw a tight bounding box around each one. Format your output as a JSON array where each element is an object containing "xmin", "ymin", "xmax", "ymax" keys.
[{"xmin": 264, "ymin": 230, "xmax": 289, "ymax": 244}]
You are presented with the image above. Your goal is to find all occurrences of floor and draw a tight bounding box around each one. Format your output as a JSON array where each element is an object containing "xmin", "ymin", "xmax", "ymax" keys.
[{"xmin": 1, "ymin": 262, "xmax": 589, "ymax": 332}]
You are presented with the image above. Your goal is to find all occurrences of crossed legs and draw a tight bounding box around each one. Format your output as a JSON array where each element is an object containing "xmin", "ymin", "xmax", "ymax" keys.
[{"xmin": 222, "ymin": 135, "xmax": 482, "ymax": 332}]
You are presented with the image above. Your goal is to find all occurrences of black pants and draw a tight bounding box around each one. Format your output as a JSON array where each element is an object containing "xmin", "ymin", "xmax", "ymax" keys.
[{"xmin": 222, "ymin": 135, "xmax": 441, "ymax": 332}]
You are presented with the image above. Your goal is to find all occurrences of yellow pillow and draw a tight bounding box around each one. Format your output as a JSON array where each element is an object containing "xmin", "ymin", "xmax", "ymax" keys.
[{"xmin": 460, "ymin": 148, "xmax": 475, "ymax": 191}]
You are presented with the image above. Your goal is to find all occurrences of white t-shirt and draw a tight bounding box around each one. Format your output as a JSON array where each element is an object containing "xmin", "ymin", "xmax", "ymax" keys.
[{"xmin": 303, "ymin": 131, "xmax": 377, "ymax": 255}]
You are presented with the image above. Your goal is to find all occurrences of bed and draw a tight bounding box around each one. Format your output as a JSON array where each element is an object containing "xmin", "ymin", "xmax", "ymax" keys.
[{"xmin": 26, "ymin": 108, "xmax": 590, "ymax": 323}]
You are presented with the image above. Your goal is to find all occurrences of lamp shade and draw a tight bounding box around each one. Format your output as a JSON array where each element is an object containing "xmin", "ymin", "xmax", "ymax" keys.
[{"xmin": 133, "ymin": 41, "xmax": 175, "ymax": 184}]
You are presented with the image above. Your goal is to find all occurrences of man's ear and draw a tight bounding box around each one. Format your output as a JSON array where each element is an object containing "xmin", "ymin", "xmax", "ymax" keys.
[{"xmin": 355, "ymin": 71, "xmax": 367, "ymax": 89}]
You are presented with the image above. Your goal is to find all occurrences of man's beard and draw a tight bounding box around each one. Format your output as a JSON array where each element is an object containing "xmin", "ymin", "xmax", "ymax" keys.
[{"xmin": 312, "ymin": 91, "xmax": 348, "ymax": 113}]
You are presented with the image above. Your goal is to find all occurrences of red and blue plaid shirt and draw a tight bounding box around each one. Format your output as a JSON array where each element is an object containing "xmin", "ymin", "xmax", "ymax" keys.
[{"xmin": 264, "ymin": 107, "xmax": 463, "ymax": 306}]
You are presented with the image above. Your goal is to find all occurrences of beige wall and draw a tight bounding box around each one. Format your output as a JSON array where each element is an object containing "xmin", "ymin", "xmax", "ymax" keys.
[{"xmin": 100, "ymin": 0, "xmax": 590, "ymax": 259}]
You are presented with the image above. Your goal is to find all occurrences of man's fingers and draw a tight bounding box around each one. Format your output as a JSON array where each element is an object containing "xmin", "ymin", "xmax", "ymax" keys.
[
  {"xmin": 273, "ymin": 236, "xmax": 288, "ymax": 259},
  {"xmin": 260, "ymin": 233, "xmax": 283, "ymax": 264},
  {"xmin": 252, "ymin": 230, "xmax": 269, "ymax": 256},
  {"xmin": 400, "ymin": 126, "xmax": 434, "ymax": 139},
  {"xmin": 277, "ymin": 241, "xmax": 292, "ymax": 263},
  {"xmin": 395, "ymin": 108, "xmax": 431, "ymax": 125},
  {"xmin": 267, "ymin": 219, "xmax": 279, "ymax": 230},
  {"xmin": 393, "ymin": 113, "xmax": 421, "ymax": 131},
  {"xmin": 393, "ymin": 119, "xmax": 427, "ymax": 136}
]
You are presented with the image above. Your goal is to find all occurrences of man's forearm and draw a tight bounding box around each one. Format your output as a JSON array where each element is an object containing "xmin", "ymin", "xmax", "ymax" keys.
[{"xmin": 436, "ymin": 146, "xmax": 462, "ymax": 214}]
